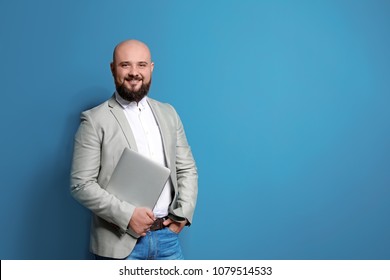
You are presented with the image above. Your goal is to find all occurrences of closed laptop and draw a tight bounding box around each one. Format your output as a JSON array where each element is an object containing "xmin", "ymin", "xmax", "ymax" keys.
[{"xmin": 106, "ymin": 148, "xmax": 171, "ymax": 238}]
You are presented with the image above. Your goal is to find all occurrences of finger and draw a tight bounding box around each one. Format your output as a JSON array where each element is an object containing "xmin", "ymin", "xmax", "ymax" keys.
[
  {"xmin": 163, "ymin": 218, "xmax": 173, "ymax": 226},
  {"xmin": 168, "ymin": 223, "xmax": 179, "ymax": 233},
  {"xmin": 144, "ymin": 208, "xmax": 155, "ymax": 220}
]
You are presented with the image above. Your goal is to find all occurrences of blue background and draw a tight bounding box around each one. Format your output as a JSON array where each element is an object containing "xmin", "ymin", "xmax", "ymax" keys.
[{"xmin": 0, "ymin": 0, "xmax": 389, "ymax": 259}]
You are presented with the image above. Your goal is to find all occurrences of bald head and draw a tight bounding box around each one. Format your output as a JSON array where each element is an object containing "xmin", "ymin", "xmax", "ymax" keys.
[{"xmin": 112, "ymin": 39, "xmax": 152, "ymax": 64}]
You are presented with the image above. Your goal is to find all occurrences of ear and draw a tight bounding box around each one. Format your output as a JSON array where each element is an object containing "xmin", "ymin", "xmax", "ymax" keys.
[
  {"xmin": 110, "ymin": 62, "xmax": 115, "ymax": 76},
  {"xmin": 150, "ymin": 62, "xmax": 154, "ymax": 72}
]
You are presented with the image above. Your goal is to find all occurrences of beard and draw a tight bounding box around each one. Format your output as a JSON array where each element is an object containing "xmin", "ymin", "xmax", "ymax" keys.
[{"xmin": 116, "ymin": 75, "xmax": 152, "ymax": 104}]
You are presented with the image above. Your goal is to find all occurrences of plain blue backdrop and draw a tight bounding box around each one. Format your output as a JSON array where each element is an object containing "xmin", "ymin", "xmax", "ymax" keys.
[{"xmin": 0, "ymin": 0, "xmax": 389, "ymax": 259}]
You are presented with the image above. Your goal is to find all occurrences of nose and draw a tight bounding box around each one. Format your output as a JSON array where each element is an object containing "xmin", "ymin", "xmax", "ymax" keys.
[{"xmin": 128, "ymin": 66, "xmax": 138, "ymax": 76}]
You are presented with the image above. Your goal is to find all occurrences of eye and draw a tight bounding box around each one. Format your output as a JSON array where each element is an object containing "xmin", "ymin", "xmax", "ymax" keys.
[{"xmin": 138, "ymin": 63, "xmax": 147, "ymax": 68}]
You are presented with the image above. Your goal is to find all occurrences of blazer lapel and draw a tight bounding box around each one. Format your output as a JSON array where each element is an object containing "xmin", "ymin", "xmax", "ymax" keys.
[{"xmin": 108, "ymin": 96, "xmax": 138, "ymax": 152}]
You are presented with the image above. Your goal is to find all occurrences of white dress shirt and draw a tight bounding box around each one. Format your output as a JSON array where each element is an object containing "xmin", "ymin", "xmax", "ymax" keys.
[{"xmin": 115, "ymin": 92, "xmax": 172, "ymax": 218}]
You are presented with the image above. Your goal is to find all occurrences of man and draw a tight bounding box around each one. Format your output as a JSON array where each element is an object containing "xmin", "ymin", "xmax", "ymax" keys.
[{"xmin": 70, "ymin": 39, "xmax": 198, "ymax": 260}]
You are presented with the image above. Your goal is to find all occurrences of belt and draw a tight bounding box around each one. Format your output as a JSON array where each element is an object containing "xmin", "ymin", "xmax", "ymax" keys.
[{"xmin": 150, "ymin": 217, "xmax": 168, "ymax": 231}]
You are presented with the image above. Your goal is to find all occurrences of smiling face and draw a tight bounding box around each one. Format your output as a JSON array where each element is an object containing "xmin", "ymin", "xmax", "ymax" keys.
[{"xmin": 110, "ymin": 40, "xmax": 154, "ymax": 103}]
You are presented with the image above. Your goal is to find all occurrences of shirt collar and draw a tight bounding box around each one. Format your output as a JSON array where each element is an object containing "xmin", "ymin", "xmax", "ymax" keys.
[{"xmin": 115, "ymin": 91, "xmax": 148, "ymax": 111}]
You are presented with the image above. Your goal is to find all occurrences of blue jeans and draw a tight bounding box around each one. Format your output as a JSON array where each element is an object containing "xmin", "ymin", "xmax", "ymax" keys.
[{"xmin": 95, "ymin": 227, "xmax": 184, "ymax": 260}]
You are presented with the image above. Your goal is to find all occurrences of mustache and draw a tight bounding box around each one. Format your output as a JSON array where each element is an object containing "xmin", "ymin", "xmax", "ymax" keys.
[{"xmin": 124, "ymin": 74, "xmax": 143, "ymax": 81}]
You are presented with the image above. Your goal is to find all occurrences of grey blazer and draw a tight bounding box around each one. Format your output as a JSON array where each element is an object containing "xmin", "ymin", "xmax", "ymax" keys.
[{"xmin": 70, "ymin": 95, "xmax": 198, "ymax": 258}]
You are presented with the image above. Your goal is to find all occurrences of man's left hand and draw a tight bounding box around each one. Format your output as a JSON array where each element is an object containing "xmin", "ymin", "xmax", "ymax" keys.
[{"xmin": 163, "ymin": 218, "xmax": 187, "ymax": 234}]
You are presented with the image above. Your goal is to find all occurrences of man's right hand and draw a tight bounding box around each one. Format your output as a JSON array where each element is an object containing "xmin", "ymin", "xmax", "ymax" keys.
[{"xmin": 128, "ymin": 207, "xmax": 155, "ymax": 236}]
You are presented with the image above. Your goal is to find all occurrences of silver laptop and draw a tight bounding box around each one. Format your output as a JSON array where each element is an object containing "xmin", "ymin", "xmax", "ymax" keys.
[{"xmin": 106, "ymin": 147, "xmax": 171, "ymax": 210}]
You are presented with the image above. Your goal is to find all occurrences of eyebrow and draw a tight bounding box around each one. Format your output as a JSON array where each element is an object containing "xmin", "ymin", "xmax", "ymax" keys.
[{"xmin": 118, "ymin": 60, "xmax": 149, "ymax": 65}]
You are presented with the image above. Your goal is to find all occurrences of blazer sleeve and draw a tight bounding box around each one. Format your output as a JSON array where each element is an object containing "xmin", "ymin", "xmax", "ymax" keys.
[
  {"xmin": 170, "ymin": 106, "xmax": 198, "ymax": 225},
  {"xmin": 70, "ymin": 111, "xmax": 135, "ymax": 232}
]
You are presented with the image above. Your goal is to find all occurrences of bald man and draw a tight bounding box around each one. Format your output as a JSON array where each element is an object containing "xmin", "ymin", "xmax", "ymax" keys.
[{"xmin": 70, "ymin": 40, "xmax": 198, "ymax": 260}]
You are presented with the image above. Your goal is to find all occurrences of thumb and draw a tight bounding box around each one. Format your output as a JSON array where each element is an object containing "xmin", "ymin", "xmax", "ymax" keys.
[
  {"xmin": 144, "ymin": 208, "xmax": 155, "ymax": 220},
  {"xmin": 163, "ymin": 218, "xmax": 173, "ymax": 226}
]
